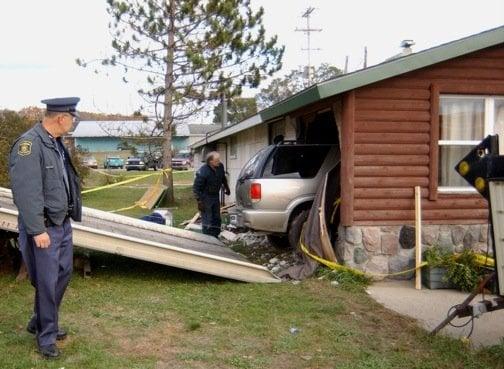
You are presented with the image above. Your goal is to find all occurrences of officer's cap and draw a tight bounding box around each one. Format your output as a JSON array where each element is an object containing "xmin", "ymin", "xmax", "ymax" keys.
[{"xmin": 41, "ymin": 97, "xmax": 80, "ymax": 117}]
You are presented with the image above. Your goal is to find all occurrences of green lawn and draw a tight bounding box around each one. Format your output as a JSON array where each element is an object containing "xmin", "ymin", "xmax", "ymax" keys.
[
  {"xmin": 82, "ymin": 169, "xmax": 196, "ymax": 226},
  {"xmin": 0, "ymin": 259, "xmax": 503, "ymax": 369},
  {"xmin": 84, "ymin": 168, "xmax": 195, "ymax": 189},
  {"xmin": 0, "ymin": 170, "xmax": 503, "ymax": 368}
]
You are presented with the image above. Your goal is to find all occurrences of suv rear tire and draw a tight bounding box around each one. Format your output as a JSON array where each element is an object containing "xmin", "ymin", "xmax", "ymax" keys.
[{"xmin": 288, "ymin": 209, "xmax": 309, "ymax": 250}]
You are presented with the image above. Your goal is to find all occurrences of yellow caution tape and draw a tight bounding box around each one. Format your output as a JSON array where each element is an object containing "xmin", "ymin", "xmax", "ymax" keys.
[
  {"xmin": 300, "ymin": 235, "xmax": 495, "ymax": 279},
  {"xmin": 300, "ymin": 237, "xmax": 428, "ymax": 278},
  {"xmin": 108, "ymin": 185, "xmax": 163, "ymax": 213},
  {"xmin": 474, "ymin": 253, "xmax": 495, "ymax": 268},
  {"xmin": 82, "ymin": 168, "xmax": 173, "ymax": 195},
  {"xmin": 82, "ymin": 173, "xmax": 154, "ymax": 194},
  {"xmin": 298, "ymin": 227, "xmax": 428, "ymax": 277},
  {"xmin": 301, "ymin": 193, "xmax": 495, "ymax": 278},
  {"xmin": 97, "ymin": 169, "xmax": 170, "ymax": 213},
  {"xmin": 299, "ymin": 237, "xmax": 365, "ymax": 275}
]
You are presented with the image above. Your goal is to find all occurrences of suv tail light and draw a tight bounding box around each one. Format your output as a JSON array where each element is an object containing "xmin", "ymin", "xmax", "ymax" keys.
[{"xmin": 250, "ymin": 183, "xmax": 261, "ymax": 202}]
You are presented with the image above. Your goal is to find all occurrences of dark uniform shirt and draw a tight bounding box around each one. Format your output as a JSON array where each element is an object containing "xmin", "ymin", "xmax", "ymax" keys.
[
  {"xmin": 9, "ymin": 123, "xmax": 82, "ymax": 235},
  {"xmin": 193, "ymin": 163, "xmax": 229, "ymax": 200}
]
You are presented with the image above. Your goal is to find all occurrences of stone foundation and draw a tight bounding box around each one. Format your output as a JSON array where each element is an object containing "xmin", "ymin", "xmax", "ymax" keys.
[{"xmin": 336, "ymin": 224, "xmax": 490, "ymax": 280}]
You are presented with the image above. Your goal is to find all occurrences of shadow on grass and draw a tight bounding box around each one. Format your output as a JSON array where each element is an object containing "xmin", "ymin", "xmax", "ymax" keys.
[{"xmin": 82, "ymin": 249, "xmax": 233, "ymax": 285}]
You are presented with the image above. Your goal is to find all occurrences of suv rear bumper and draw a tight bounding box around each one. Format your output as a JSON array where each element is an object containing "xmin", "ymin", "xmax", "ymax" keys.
[{"xmin": 230, "ymin": 208, "xmax": 288, "ymax": 233}]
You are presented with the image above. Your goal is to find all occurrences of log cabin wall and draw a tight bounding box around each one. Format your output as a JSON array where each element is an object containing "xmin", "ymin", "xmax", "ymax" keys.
[{"xmin": 341, "ymin": 44, "xmax": 504, "ymax": 226}]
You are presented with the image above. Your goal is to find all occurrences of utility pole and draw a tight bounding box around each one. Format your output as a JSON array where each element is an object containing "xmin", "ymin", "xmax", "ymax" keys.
[
  {"xmin": 344, "ymin": 56, "xmax": 349, "ymax": 74},
  {"xmin": 295, "ymin": 6, "xmax": 322, "ymax": 86},
  {"xmin": 363, "ymin": 46, "xmax": 368, "ymax": 69}
]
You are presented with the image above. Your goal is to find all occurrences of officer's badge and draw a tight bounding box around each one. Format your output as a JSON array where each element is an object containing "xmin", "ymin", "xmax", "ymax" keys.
[{"xmin": 18, "ymin": 141, "xmax": 32, "ymax": 156}]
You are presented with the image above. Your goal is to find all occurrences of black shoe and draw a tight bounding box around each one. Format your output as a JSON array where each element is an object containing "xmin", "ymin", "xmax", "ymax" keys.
[
  {"xmin": 27, "ymin": 322, "xmax": 68, "ymax": 341},
  {"xmin": 26, "ymin": 321, "xmax": 36, "ymax": 335},
  {"xmin": 55, "ymin": 329, "xmax": 67, "ymax": 341},
  {"xmin": 38, "ymin": 344, "xmax": 60, "ymax": 359}
]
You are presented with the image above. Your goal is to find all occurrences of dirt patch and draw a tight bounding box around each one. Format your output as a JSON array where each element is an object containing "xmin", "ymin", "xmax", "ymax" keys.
[
  {"xmin": 118, "ymin": 322, "xmax": 240, "ymax": 369},
  {"xmin": 117, "ymin": 320, "xmax": 184, "ymax": 359}
]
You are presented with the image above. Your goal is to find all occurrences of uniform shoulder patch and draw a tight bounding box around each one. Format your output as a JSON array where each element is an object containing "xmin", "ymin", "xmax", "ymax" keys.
[{"xmin": 17, "ymin": 140, "xmax": 32, "ymax": 156}]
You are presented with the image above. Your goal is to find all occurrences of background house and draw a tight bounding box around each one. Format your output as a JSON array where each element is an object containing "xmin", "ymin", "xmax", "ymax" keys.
[
  {"xmin": 72, "ymin": 121, "xmax": 219, "ymax": 161},
  {"xmin": 192, "ymin": 26, "xmax": 504, "ymax": 274},
  {"xmin": 172, "ymin": 123, "xmax": 220, "ymax": 152}
]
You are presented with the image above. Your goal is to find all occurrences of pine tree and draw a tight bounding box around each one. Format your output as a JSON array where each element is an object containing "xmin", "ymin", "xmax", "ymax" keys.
[
  {"xmin": 213, "ymin": 97, "xmax": 257, "ymax": 126},
  {"xmin": 256, "ymin": 63, "xmax": 342, "ymax": 109},
  {"xmin": 78, "ymin": 0, "xmax": 284, "ymax": 204}
]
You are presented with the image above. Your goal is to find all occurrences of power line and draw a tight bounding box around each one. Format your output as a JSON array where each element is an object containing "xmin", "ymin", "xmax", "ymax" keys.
[{"xmin": 295, "ymin": 6, "xmax": 322, "ymax": 85}]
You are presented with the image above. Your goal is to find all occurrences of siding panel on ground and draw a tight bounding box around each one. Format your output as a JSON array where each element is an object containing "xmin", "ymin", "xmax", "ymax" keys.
[{"xmin": 350, "ymin": 44, "xmax": 504, "ymax": 226}]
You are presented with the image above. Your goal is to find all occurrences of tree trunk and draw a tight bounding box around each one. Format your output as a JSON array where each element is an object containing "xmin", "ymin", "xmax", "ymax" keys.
[{"xmin": 161, "ymin": 0, "xmax": 176, "ymax": 206}]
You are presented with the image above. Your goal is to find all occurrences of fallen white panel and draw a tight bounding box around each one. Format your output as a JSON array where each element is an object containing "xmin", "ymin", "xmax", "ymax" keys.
[{"xmin": 0, "ymin": 187, "xmax": 279, "ymax": 283}]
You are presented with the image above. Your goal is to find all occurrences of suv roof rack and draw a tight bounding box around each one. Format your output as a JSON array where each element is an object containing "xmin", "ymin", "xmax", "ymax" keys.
[{"xmin": 275, "ymin": 140, "xmax": 336, "ymax": 147}]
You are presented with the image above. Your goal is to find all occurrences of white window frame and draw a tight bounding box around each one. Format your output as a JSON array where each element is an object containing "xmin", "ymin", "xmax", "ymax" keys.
[{"xmin": 438, "ymin": 94, "xmax": 502, "ymax": 193}]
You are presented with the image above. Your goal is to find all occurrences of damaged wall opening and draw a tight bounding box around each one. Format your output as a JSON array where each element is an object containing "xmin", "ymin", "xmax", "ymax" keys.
[
  {"xmin": 280, "ymin": 105, "xmax": 343, "ymax": 279},
  {"xmin": 299, "ymin": 107, "xmax": 342, "ymax": 240},
  {"xmin": 298, "ymin": 109, "xmax": 340, "ymax": 145}
]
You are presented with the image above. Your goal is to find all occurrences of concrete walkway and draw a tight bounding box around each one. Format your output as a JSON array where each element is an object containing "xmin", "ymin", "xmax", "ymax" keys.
[{"xmin": 367, "ymin": 280, "xmax": 504, "ymax": 347}]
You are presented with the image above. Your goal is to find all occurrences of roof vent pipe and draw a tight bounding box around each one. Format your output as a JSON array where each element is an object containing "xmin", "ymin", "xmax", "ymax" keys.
[{"xmin": 400, "ymin": 40, "xmax": 415, "ymax": 56}]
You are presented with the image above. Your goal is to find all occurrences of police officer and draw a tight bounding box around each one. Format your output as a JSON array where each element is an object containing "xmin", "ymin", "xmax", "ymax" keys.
[
  {"xmin": 9, "ymin": 97, "xmax": 82, "ymax": 359},
  {"xmin": 193, "ymin": 151, "xmax": 230, "ymax": 237}
]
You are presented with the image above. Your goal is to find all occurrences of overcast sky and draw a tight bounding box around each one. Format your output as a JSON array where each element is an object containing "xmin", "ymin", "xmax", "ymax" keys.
[{"xmin": 0, "ymin": 0, "xmax": 502, "ymax": 116}]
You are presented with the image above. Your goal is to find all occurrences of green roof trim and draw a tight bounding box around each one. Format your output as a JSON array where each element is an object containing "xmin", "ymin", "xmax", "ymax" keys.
[
  {"xmin": 260, "ymin": 25, "xmax": 504, "ymax": 122},
  {"xmin": 193, "ymin": 25, "xmax": 504, "ymax": 149}
]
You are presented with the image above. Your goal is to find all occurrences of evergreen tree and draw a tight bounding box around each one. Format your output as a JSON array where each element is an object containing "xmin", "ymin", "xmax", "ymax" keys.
[
  {"xmin": 78, "ymin": 0, "xmax": 284, "ymax": 204},
  {"xmin": 256, "ymin": 63, "xmax": 342, "ymax": 109},
  {"xmin": 213, "ymin": 97, "xmax": 257, "ymax": 125}
]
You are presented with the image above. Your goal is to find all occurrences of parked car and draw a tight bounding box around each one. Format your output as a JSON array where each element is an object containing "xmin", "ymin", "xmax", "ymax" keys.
[
  {"xmin": 230, "ymin": 142, "xmax": 339, "ymax": 248},
  {"xmin": 140, "ymin": 151, "xmax": 162, "ymax": 170},
  {"xmin": 81, "ymin": 156, "xmax": 98, "ymax": 169},
  {"xmin": 104, "ymin": 156, "xmax": 124, "ymax": 169},
  {"xmin": 125, "ymin": 157, "xmax": 147, "ymax": 171},
  {"xmin": 171, "ymin": 152, "xmax": 193, "ymax": 170}
]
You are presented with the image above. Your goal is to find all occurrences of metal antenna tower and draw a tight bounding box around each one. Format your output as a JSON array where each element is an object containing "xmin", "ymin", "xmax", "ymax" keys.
[{"xmin": 295, "ymin": 6, "xmax": 322, "ymax": 85}]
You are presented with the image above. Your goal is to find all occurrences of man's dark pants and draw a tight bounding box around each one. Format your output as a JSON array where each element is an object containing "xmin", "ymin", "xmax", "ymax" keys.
[
  {"xmin": 201, "ymin": 195, "xmax": 221, "ymax": 237},
  {"xmin": 18, "ymin": 218, "xmax": 73, "ymax": 348}
]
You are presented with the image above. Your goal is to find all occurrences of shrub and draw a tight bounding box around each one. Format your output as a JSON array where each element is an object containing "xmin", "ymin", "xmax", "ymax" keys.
[
  {"xmin": 0, "ymin": 110, "xmax": 33, "ymax": 188},
  {"xmin": 424, "ymin": 246, "xmax": 487, "ymax": 292}
]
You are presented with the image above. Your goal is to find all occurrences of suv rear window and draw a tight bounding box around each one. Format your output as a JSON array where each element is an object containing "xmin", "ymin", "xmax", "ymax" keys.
[
  {"xmin": 238, "ymin": 147, "xmax": 268, "ymax": 180},
  {"xmin": 262, "ymin": 146, "xmax": 331, "ymax": 179}
]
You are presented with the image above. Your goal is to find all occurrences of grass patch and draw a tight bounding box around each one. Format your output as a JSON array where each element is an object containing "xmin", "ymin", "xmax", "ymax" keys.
[
  {"xmin": 186, "ymin": 320, "xmax": 202, "ymax": 331},
  {"xmin": 84, "ymin": 168, "xmax": 195, "ymax": 189},
  {"xmin": 315, "ymin": 267, "xmax": 372, "ymax": 292},
  {"xmin": 1, "ymin": 254, "xmax": 503, "ymax": 368},
  {"xmin": 82, "ymin": 170, "xmax": 197, "ymax": 226},
  {"xmin": 2, "ymin": 165, "xmax": 503, "ymax": 367}
]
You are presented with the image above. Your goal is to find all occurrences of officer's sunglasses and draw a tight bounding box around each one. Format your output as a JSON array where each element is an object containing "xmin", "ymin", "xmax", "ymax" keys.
[{"xmin": 67, "ymin": 112, "xmax": 80, "ymax": 124}]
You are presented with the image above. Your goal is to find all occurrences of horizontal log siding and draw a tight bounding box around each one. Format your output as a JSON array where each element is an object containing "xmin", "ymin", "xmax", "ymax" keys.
[{"xmin": 349, "ymin": 44, "xmax": 504, "ymax": 225}]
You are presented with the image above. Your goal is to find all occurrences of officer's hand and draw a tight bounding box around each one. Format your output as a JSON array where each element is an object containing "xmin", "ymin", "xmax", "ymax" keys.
[
  {"xmin": 197, "ymin": 200, "xmax": 205, "ymax": 212},
  {"xmin": 224, "ymin": 188, "xmax": 231, "ymax": 196},
  {"xmin": 34, "ymin": 232, "xmax": 51, "ymax": 248}
]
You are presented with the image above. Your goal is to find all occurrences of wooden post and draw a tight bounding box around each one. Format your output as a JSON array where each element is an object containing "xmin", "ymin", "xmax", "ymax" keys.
[{"xmin": 415, "ymin": 186, "xmax": 422, "ymax": 290}]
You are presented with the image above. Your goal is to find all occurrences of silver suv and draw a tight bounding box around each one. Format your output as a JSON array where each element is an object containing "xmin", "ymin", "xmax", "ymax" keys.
[{"xmin": 230, "ymin": 142, "xmax": 339, "ymax": 248}]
